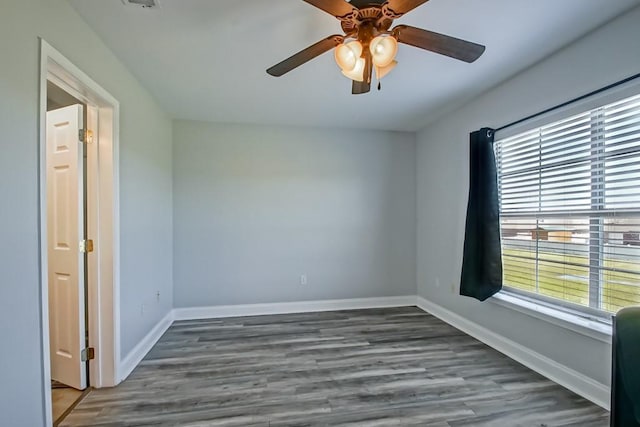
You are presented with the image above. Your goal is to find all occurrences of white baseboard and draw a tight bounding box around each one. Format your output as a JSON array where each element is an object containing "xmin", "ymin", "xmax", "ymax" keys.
[
  {"xmin": 416, "ymin": 296, "xmax": 610, "ymax": 410},
  {"xmin": 173, "ymin": 295, "xmax": 417, "ymax": 321},
  {"xmin": 118, "ymin": 310, "xmax": 174, "ymax": 382}
]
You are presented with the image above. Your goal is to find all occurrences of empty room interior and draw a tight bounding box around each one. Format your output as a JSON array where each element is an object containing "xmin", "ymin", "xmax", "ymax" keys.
[{"xmin": 2, "ymin": 0, "xmax": 640, "ymax": 426}]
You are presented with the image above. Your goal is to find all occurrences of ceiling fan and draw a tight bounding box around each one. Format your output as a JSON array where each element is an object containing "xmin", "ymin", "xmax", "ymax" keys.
[{"xmin": 266, "ymin": 0, "xmax": 486, "ymax": 95}]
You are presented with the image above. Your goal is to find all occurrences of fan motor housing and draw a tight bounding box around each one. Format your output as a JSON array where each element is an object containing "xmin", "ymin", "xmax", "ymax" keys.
[{"xmin": 341, "ymin": 5, "xmax": 393, "ymax": 35}]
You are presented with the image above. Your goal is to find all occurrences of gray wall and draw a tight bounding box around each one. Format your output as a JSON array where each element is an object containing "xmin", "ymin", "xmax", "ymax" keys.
[
  {"xmin": 0, "ymin": 1, "xmax": 173, "ymax": 425},
  {"xmin": 173, "ymin": 120, "xmax": 416, "ymax": 307},
  {"xmin": 119, "ymin": 93, "xmax": 173, "ymax": 359},
  {"xmin": 416, "ymin": 5, "xmax": 640, "ymax": 388}
]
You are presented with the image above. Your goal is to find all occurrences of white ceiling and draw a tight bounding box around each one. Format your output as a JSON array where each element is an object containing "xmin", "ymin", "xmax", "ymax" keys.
[{"xmin": 68, "ymin": 0, "xmax": 639, "ymax": 131}]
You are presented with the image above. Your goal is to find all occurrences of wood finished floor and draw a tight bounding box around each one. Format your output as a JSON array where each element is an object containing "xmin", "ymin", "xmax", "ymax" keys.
[
  {"xmin": 52, "ymin": 386, "xmax": 83, "ymax": 425},
  {"xmin": 61, "ymin": 307, "xmax": 609, "ymax": 426}
]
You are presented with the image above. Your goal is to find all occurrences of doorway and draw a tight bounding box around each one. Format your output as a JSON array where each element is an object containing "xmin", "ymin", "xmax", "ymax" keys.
[{"xmin": 40, "ymin": 40, "xmax": 121, "ymax": 427}]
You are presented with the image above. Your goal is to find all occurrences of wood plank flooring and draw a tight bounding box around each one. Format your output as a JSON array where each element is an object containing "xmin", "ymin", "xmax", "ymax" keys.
[
  {"xmin": 61, "ymin": 307, "xmax": 609, "ymax": 426},
  {"xmin": 52, "ymin": 386, "xmax": 84, "ymax": 425}
]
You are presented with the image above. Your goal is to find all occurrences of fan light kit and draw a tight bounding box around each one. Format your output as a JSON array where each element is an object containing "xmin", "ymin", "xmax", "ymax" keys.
[
  {"xmin": 335, "ymin": 35, "xmax": 398, "ymax": 82},
  {"xmin": 267, "ymin": 0, "xmax": 486, "ymax": 95}
]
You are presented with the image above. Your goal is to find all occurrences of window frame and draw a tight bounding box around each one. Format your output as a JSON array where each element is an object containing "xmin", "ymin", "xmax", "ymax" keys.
[{"xmin": 493, "ymin": 77, "xmax": 640, "ymax": 324}]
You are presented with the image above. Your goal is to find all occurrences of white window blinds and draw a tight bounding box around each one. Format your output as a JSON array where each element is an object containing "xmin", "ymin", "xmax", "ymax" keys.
[{"xmin": 496, "ymin": 93, "xmax": 640, "ymax": 315}]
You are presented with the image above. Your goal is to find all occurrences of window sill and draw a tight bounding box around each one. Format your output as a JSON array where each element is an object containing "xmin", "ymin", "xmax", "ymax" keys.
[{"xmin": 490, "ymin": 291, "xmax": 612, "ymax": 344}]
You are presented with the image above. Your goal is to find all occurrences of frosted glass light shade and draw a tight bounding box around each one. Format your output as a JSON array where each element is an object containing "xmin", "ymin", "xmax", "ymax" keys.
[
  {"xmin": 334, "ymin": 41, "xmax": 363, "ymax": 72},
  {"xmin": 342, "ymin": 57, "xmax": 366, "ymax": 82},
  {"xmin": 370, "ymin": 36, "xmax": 398, "ymax": 68},
  {"xmin": 375, "ymin": 60, "xmax": 397, "ymax": 80}
]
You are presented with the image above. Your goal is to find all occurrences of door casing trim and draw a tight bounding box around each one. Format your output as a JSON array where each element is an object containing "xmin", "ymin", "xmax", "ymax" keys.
[{"xmin": 39, "ymin": 39, "xmax": 121, "ymax": 426}]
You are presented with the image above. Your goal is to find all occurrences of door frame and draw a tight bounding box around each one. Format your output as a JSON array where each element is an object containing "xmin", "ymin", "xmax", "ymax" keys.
[{"xmin": 39, "ymin": 39, "xmax": 121, "ymax": 426}]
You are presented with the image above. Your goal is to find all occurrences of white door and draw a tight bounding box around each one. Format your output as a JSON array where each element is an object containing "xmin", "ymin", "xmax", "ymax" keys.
[{"xmin": 47, "ymin": 104, "xmax": 87, "ymax": 391}]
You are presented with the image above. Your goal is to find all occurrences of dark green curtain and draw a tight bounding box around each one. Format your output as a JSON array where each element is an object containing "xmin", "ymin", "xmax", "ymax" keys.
[
  {"xmin": 460, "ymin": 128, "xmax": 502, "ymax": 301},
  {"xmin": 611, "ymin": 307, "xmax": 640, "ymax": 426}
]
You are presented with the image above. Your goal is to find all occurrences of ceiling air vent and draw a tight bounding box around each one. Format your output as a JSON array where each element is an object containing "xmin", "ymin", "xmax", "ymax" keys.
[{"xmin": 121, "ymin": 0, "xmax": 160, "ymax": 9}]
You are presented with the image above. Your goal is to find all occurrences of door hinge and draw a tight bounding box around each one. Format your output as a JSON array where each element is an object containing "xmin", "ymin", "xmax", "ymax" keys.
[
  {"xmin": 79, "ymin": 239, "xmax": 94, "ymax": 253},
  {"xmin": 79, "ymin": 129, "xmax": 93, "ymax": 143},
  {"xmin": 81, "ymin": 347, "xmax": 95, "ymax": 362}
]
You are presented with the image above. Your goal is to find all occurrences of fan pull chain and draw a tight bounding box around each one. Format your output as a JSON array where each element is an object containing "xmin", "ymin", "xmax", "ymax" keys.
[{"xmin": 378, "ymin": 81, "xmax": 381, "ymax": 91}]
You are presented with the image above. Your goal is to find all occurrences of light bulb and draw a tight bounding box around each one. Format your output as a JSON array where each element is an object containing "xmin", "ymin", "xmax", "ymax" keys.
[
  {"xmin": 369, "ymin": 36, "xmax": 398, "ymax": 68},
  {"xmin": 342, "ymin": 57, "xmax": 366, "ymax": 82},
  {"xmin": 375, "ymin": 60, "xmax": 397, "ymax": 80},
  {"xmin": 334, "ymin": 41, "xmax": 363, "ymax": 72}
]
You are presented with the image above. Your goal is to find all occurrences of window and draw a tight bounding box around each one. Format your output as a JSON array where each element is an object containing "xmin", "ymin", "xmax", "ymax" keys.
[{"xmin": 496, "ymin": 92, "xmax": 640, "ymax": 317}]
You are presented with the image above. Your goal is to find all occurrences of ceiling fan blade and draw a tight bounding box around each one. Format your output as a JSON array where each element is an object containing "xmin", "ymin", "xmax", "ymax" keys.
[
  {"xmin": 384, "ymin": 0, "xmax": 430, "ymax": 16},
  {"xmin": 267, "ymin": 35, "xmax": 344, "ymax": 77},
  {"xmin": 352, "ymin": 80, "xmax": 371, "ymax": 95},
  {"xmin": 393, "ymin": 25, "xmax": 485, "ymax": 63},
  {"xmin": 302, "ymin": 0, "xmax": 357, "ymax": 19}
]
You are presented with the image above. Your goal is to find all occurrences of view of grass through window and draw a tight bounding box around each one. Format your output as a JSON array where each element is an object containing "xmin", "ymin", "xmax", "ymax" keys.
[
  {"xmin": 497, "ymin": 91, "xmax": 640, "ymax": 315},
  {"xmin": 502, "ymin": 246, "xmax": 640, "ymax": 313}
]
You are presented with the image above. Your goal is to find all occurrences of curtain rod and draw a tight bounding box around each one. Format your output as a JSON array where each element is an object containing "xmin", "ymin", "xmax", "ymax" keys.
[{"xmin": 495, "ymin": 72, "xmax": 640, "ymax": 133}]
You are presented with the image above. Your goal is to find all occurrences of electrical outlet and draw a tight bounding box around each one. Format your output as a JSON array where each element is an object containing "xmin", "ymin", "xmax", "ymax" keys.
[
  {"xmin": 300, "ymin": 274, "xmax": 308, "ymax": 285},
  {"xmin": 451, "ymin": 281, "xmax": 457, "ymax": 294},
  {"xmin": 141, "ymin": 304, "xmax": 146, "ymax": 315},
  {"xmin": 435, "ymin": 277, "xmax": 440, "ymax": 288}
]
